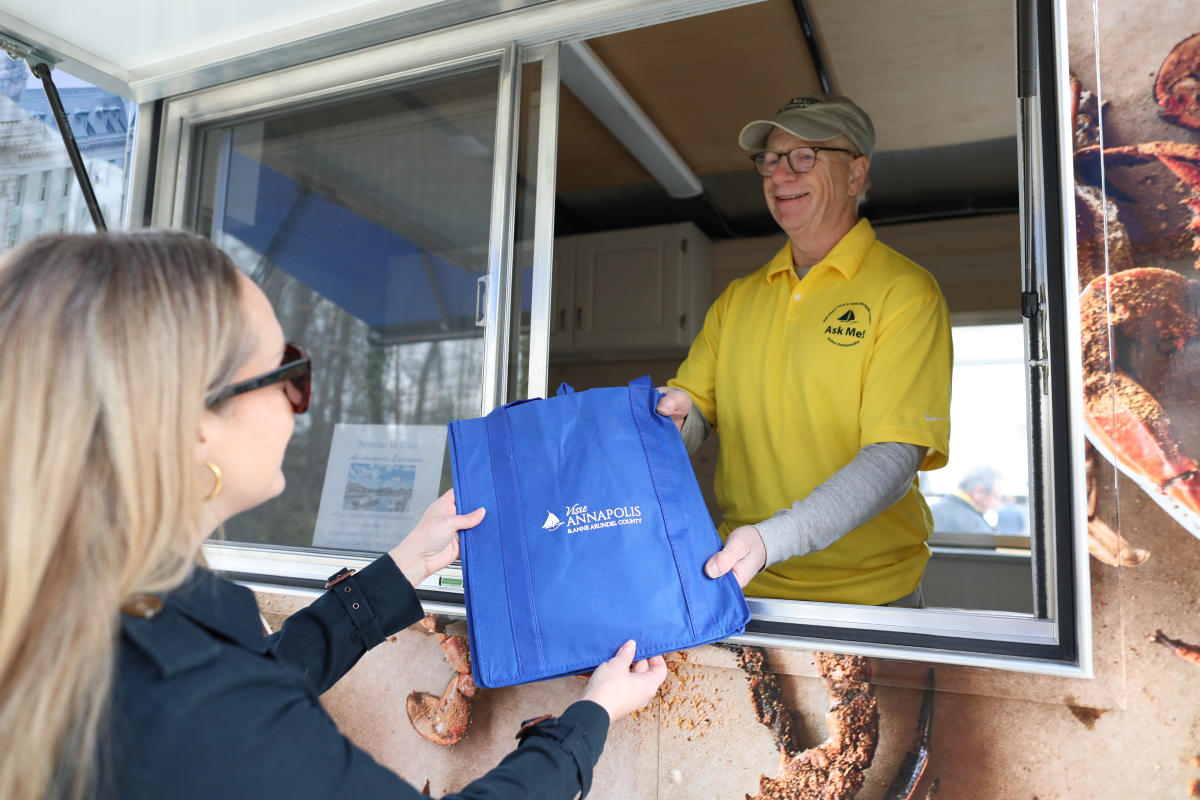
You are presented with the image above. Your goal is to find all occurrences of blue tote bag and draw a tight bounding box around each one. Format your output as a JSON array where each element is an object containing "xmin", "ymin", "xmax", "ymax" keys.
[{"xmin": 447, "ymin": 376, "xmax": 750, "ymax": 689}]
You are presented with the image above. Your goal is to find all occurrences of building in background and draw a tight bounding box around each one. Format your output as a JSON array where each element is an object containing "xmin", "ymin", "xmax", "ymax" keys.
[{"xmin": 0, "ymin": 55, "xmax": 131, "ymax": 247}]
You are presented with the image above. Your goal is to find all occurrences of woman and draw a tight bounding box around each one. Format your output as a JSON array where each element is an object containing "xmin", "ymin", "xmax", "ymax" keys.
[{"xmin": 0, "ymin": 231, "xmax": 667, "ymax": 800}]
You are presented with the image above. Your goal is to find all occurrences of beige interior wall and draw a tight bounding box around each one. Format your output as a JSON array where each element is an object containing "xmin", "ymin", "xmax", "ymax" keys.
[
  {"xmin": 550, "ymin": 213, "xmax": 1021, "ymax": 390},
  {"xmin": 708, "ymin": 214, "xmax": 1022, "ymax": 317}
]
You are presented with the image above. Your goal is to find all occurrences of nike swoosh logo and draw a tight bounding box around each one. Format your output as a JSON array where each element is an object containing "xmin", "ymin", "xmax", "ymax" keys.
[{"xmin": 924, "ymin": 413, "xmax": 947, "ymax": 421}]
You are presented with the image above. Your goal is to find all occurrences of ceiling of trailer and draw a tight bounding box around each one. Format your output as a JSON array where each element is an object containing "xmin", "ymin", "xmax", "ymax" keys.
[
  {"xmin": 554, "ymin": 0, "xmax": 1018, "ymax": 236},
  {"xmin": 2, "ymin": 0, "xmax": 1019, "ymax": 237},
  {"xmin": 0, "ymin": 0, "xmax": 551, "ymax": 82}
]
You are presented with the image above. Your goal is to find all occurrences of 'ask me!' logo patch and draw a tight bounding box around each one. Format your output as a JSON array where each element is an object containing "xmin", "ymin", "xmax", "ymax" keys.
[{"xmin": 822, "ymin": 302, "xmax": 871, "ymax": 347}]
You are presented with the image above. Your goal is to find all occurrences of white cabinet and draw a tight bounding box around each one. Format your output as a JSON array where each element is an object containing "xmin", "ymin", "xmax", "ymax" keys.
[{"xmin": 550, "ymin": 221, "xmax": 711, "ymax": 358}]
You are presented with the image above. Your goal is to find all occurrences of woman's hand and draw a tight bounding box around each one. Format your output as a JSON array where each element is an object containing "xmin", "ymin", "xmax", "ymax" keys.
[
  {"xmin": 388, "ymin": 489, "xmax": 485, "ymax": 587},
  {"xmin": 581, "ymin": 640, "xmax": 668, "ymax": 721}
]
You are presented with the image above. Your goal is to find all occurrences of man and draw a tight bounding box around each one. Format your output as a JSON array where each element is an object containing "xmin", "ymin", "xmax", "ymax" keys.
[
  {"xmin": 656, "ymin": 94, "xmax": 952, "ymax": 606},
  {"xmin": 930, "ymin": 466, "xmax": 1001, "ymax": 535}
]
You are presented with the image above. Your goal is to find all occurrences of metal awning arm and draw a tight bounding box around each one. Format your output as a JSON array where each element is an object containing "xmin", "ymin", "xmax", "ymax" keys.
[{"xmin": 28, "ymin": 61, "xmax": 107, "ymax": 231}]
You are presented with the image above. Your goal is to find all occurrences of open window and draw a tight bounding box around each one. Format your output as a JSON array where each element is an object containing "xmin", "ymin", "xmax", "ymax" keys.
[
  {"xmin": 534, "ymin": 0, "xmax": 1085, "ymax": 674},
  {"xmin": 5, "ymin": 0, "xmax": 1087, "ymax": 675}
]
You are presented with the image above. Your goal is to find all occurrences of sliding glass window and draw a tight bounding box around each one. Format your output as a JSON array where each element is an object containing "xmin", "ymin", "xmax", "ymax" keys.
[{"xmin": 188, "ymin": 66, "xmax": 501, "ymax": 556}]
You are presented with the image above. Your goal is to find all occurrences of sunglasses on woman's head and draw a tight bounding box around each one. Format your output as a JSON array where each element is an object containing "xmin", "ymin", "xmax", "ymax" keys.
[{"xmin": 205, "ymin": 343, "xmax": 312, "ymax": 414}]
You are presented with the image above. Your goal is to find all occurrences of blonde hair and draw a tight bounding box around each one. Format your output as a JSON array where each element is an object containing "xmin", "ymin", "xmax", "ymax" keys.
[{"xmin": 0, "ymin": 231, "xmax": 247, "ymax": 800}]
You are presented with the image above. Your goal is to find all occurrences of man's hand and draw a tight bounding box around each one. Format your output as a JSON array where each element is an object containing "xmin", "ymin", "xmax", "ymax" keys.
[
  {"xmin": 703, "ymin": 525, "xmax": 767, "ymax": 588},
  {"xmin": 655, "ymin": 387, "xmax": 692, "ymax": 433}
]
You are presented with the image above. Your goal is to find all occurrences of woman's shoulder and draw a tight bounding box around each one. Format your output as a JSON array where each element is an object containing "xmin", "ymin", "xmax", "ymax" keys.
[
  {"xmin": 109, "ymin": 626, "xmax": 406, "ymax": 800},
  {"xmin": 117, "ymin": 605, "xmax": 223, "ymax": 687},
  {"xmin": 110, "ymin": 602, "xmax": 343, "ymax": 798},
  {"xmin": 118, "ymin": 571, "xmax": 256, "ymax": 673},
  {"xmin": 113, "ymin": 569, "xmax": 300, "ymax": 730}
]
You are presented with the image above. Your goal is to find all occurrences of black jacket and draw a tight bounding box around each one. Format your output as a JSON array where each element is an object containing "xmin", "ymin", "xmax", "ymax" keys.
[{"xmin": 108, "ymin": 556, "xmax": 608, "ymax": 798}]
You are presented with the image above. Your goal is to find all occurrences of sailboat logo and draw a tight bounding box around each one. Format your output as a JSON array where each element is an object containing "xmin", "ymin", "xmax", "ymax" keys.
[
  {"xmin": 821, "ymin": 302, "xmax": 871, "ymax": 348},
  {"xmin": 542, "ymin": 511, "xmax": 565, "ymax": 531}
]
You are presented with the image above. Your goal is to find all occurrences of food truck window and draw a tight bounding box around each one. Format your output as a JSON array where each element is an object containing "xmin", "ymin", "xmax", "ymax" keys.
[
  {"xmin": 137, "ymin": 0, "xmax": 1085, "ymax": 673},
  {"xmin": 184, "ymin": 61, "xmax": 512, "ymax": 562},
  {"xmin": 541, "ymin": 0, "xmax": 1081, "ymax": 673}
]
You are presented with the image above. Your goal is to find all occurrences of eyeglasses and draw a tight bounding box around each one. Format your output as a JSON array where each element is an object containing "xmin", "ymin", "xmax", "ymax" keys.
[
  {"xmin": 750, "ymin": 146, "xmax": 858, "ymax": 177},
  {"xmin": 206, "ymin": 343, "xmax": 312, "ymax": 414}
]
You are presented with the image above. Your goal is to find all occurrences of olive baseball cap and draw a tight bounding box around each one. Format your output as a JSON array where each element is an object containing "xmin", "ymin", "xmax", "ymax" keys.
[{"xmin": 738, "ymin": 94, "xmax": 875, "ymax": 158}]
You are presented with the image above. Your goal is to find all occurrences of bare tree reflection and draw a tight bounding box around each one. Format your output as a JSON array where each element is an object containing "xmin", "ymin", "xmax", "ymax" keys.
[{"xmin": 221, "ymin": 245, "xmax": 484, "ymax": 550}]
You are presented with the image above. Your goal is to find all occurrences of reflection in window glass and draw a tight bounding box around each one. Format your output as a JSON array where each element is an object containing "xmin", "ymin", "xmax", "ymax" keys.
[
  {"xmin": 190, "ymin": 66, "xmax": 501, "ymax": 553},
  {"xmin": 0, "ymin": 56, "xmax": 132, "ymax": 244},
  {"xmin": 921, "ymin": 323, "xmax": 1030, "ymax": 537}
]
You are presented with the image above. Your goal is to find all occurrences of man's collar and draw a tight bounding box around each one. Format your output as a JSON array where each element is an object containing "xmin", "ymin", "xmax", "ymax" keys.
[
  {"xmin": 952, "ymin": 489, "xmax": 985, "ymax": 513},
  {"xmin": 766, "ymin": 218, "xmax": 876, "ymax": 282}
]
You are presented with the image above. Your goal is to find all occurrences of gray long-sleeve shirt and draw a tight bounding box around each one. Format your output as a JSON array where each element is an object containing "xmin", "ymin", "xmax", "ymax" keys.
[{"xmin": 681, "ymin": 408, "xmax": 924, "ymax": 567}]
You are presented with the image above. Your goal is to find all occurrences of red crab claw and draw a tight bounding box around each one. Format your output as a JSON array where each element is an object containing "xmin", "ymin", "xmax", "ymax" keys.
[
  {"xmin": 406, "ymin": 672, "xmax": 472, "ymax": 746},
  {"xmin": 1087, "ymin": 396, "xmax": 1200, "ymax": 514},
  {"xmin": 1081, "ymin": 268, "xmax": 1200, "ymax": 515}
]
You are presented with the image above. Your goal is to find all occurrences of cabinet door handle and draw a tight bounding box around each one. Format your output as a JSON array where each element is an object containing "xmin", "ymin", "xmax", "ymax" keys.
[
  {"xmin": 576, "ymin": 306, "xmax": 583, "ymax": 328},
  {"xmin": 558, "ymin": 308, "xmax": 566, "ymax": 331},
  {"xmin": 475, "ymin": 274, "xmax": 488, "ymax": 327}
]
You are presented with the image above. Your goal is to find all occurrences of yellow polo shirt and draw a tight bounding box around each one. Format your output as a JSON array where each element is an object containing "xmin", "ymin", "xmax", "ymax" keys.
[{"xmin": 669, "ymin": 219, "xmax": 951, "ymax": 604}]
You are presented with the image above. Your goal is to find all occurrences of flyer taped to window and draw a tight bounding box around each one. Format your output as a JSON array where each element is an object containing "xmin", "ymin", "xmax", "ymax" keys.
[{"xmin": 312, "ymin": 423, "xmax": 446, "ymax": 552}]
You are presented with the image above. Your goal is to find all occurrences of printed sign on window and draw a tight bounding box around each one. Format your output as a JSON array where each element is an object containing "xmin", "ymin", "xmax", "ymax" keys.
[{"xmin": 312, "ymin": 423, "xmax": 446, "ymax": 552}]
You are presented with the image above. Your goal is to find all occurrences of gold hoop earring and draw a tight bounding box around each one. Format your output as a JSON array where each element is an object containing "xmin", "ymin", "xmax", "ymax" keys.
[{"xmin": 203, "ymin": 460, "xmax": 223, "ymax": 501}]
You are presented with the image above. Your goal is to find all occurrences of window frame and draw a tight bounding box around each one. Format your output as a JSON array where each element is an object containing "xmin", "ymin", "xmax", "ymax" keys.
[
  {"xmin": 155, "ymin": 42, "xmax": 554, "ymax": 593},
  {"xmin": 141, "ymin": 0, "xmax": 1091, "ymax": 677}
]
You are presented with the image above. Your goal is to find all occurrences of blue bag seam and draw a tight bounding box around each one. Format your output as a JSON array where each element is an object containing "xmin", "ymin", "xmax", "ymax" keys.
[
  {"xmin": 449, "ymin": 421, "xmax": 495, "ymax": 686},
  {"xmin": 490, "ymin": 407, "xmax": 547, "ymax": 674},
  {"xmin": 482, "ymin": 416, "xmax": 524, "ymax": 679},
  {"xmin": 626, "ymin": 382, "xmax": 702, "ymax": 639},
  {"xmin": 654, "ymin": 414, "xmax": 752, "ymax": 624}
]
